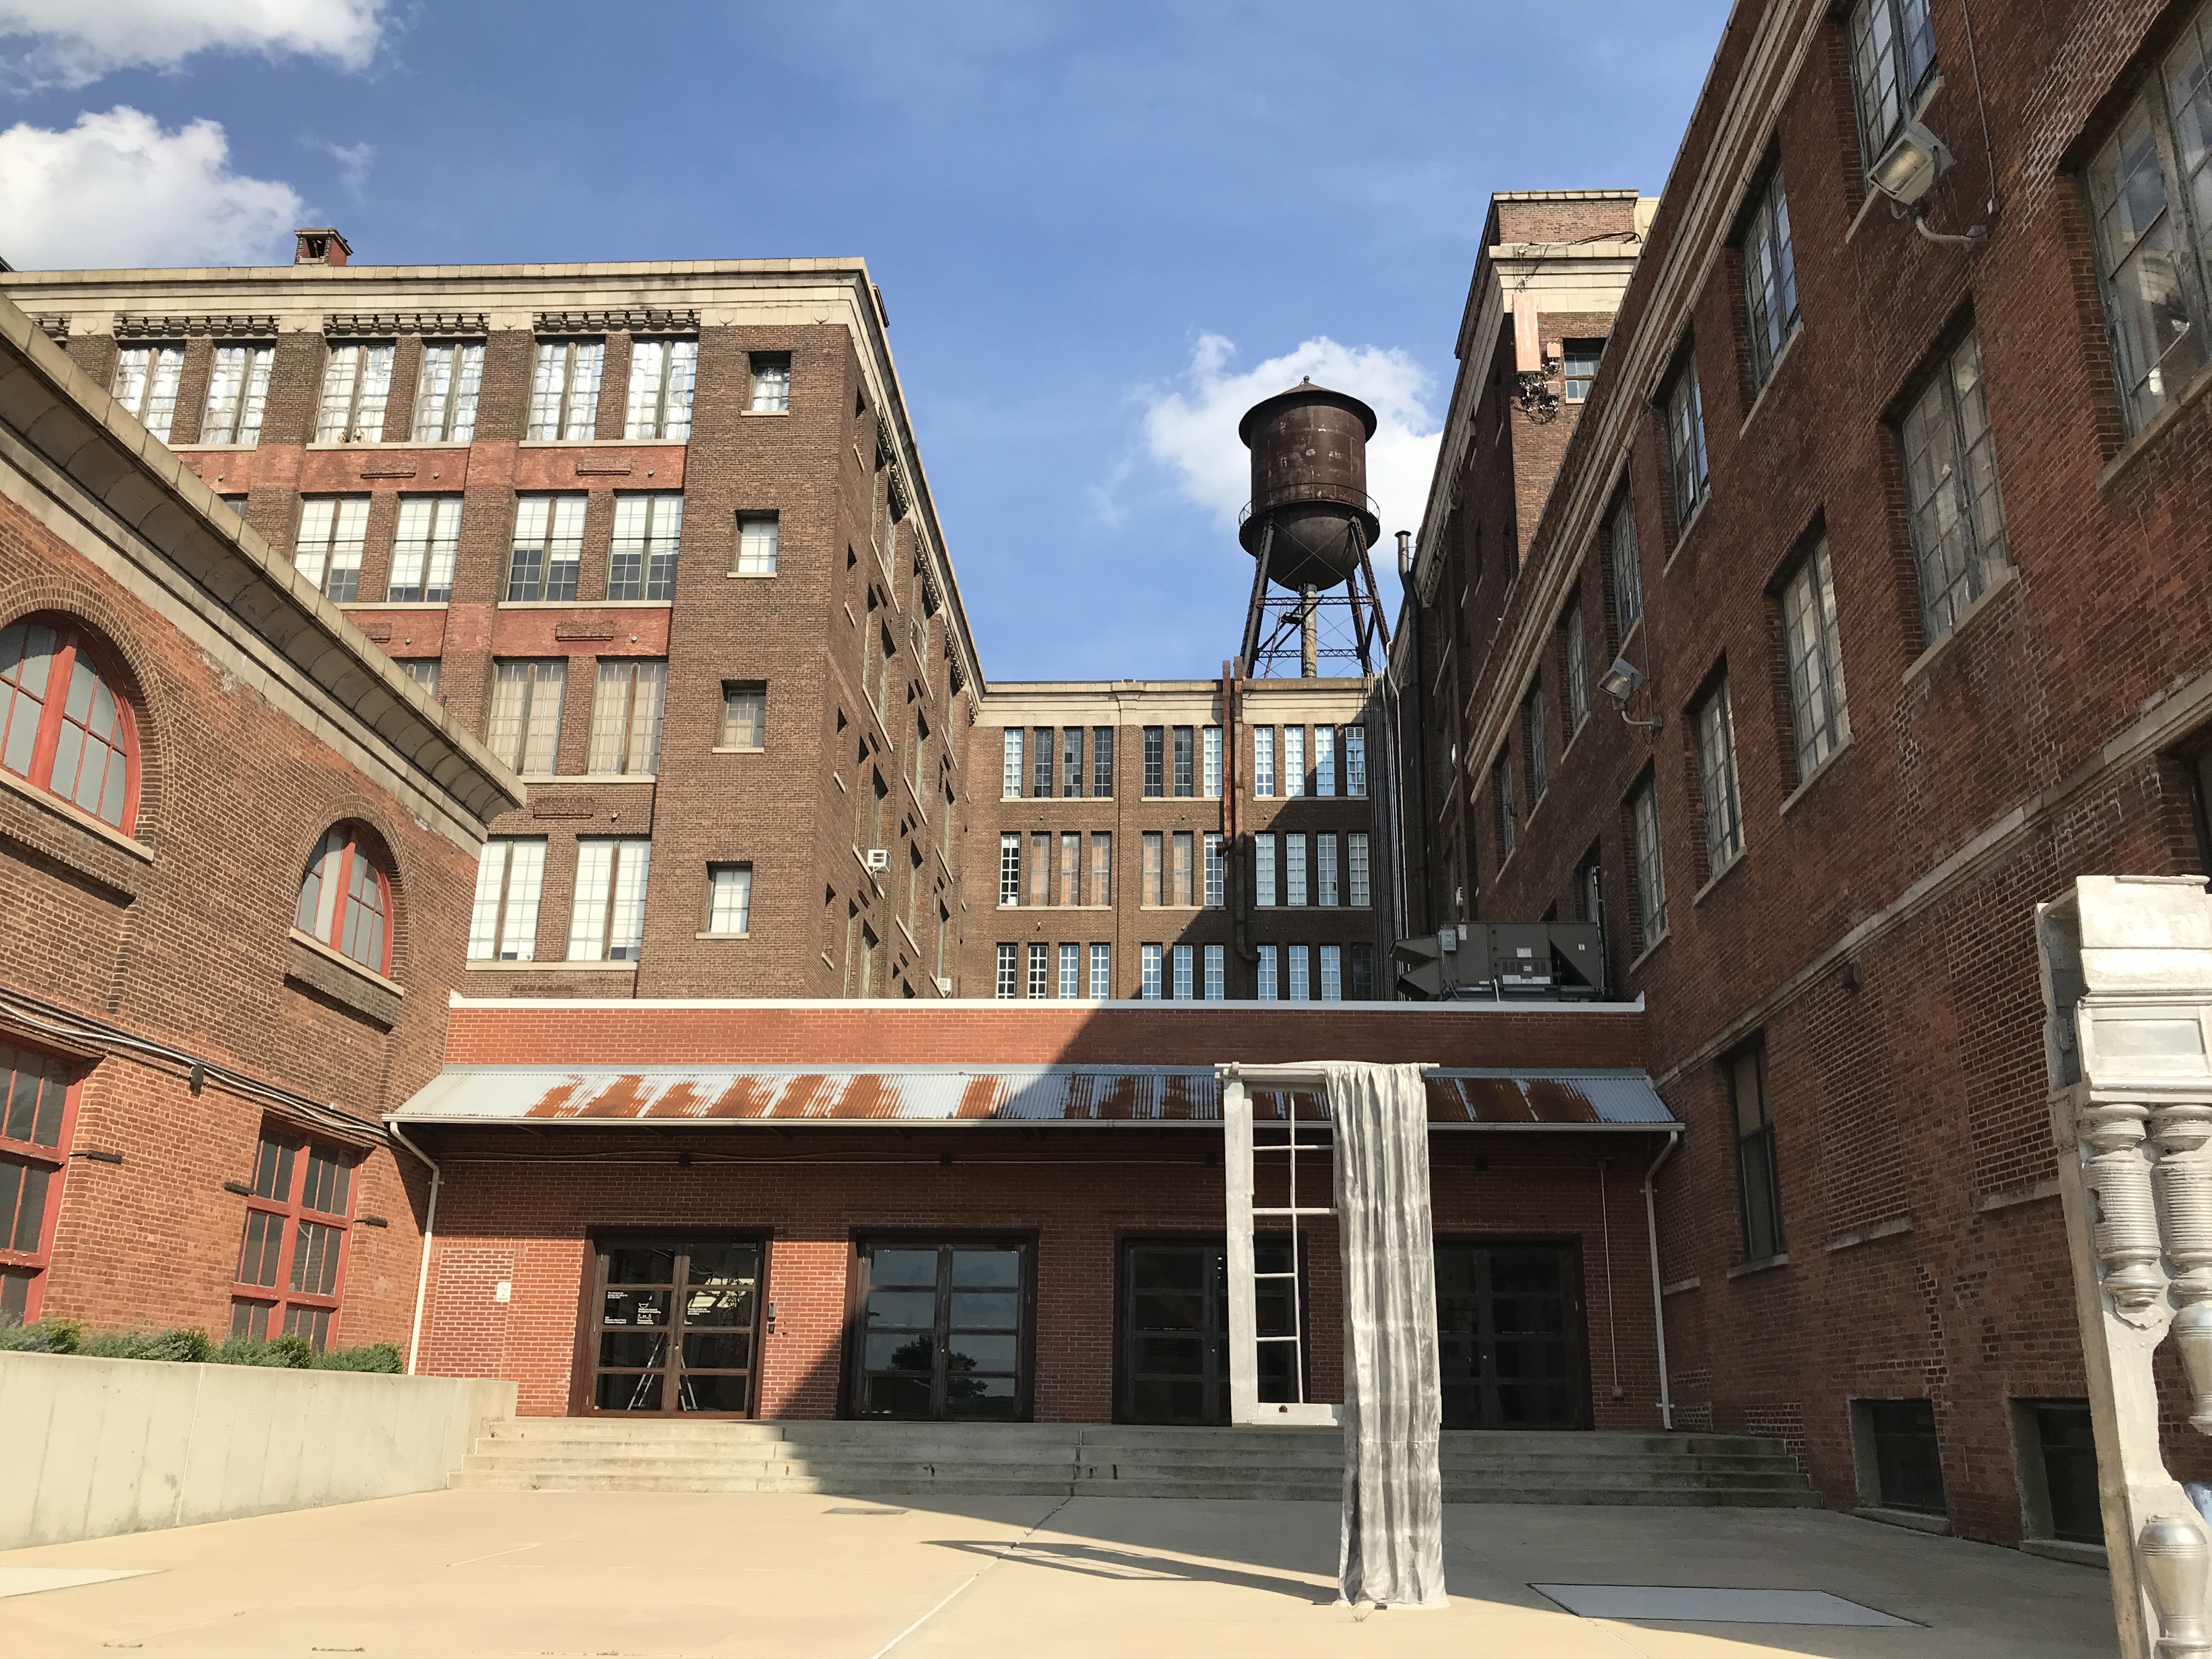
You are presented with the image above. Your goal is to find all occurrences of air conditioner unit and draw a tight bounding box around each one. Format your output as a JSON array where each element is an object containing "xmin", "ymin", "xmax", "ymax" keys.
[
  {"xmin": 934, "ymin": 976, "xmax": 955, "ymax": 996},
  {"xmin": 865, "ymin": 848, "xmax": 890, "ymax": 873}
]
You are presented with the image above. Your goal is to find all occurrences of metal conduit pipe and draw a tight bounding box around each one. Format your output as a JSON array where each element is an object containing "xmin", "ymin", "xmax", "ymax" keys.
[
  {"xmin": 1643, "ymin": 1128, "xmax": 1683, "ymax": 1430},
  {"xmin": 385, "ymin": 1122, "xmax": 442, "ymax": 1378}
]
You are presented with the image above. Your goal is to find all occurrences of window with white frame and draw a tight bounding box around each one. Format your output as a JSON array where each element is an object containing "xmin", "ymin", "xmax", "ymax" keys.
[
  {"xmin": 750, "ymin": 354, "xmax": 791, "ymax": 413},
  {"xmin": 528, "ymin": 339, "xmax": 604, "ymax": 440},
  {"xmin": 1088, "ymin": 942, "xmax": 1111, "ymax": 997},
  {"xmin": 469, "ymin": 838, "xmax": 546, "ymax": 961},
  {"xmin": 1664, "ymin": 353, "xmax": 1709, "ymax": 531},
  {"xmin": 1608, "ymin": 493, "xmax": 1643, "ymax": 638},
  {"xmin": 569, "ymin": 837, "xmax": 651, "ymax": 961},
  {"xmin": 387, "ymin": 495, "xmax": 461, "ymax": 603},
  {"xmin": 1694, "ymin": 679, "xmax": 1745, "ymax": 877},
  {"xmin": 1059, "ymin": 833, "xmax": 1081, "ymax": 906},
  {"xmin": 707, "ymin": 864, "xmax": 752, "ymax": 935},
  {"xmin": 1204, "ymin": 944, "xmax": 1225, "ymax": 1001},
  {"xmin": 999, "ymin": 832, "xmax": 1021, "ymax": 905},
  {"xmin": 1846, "ymin": 0, "xmax": 1937, "ymax": 166},
  {"xmin": 996, "ymin": 943, "xmax": 1018, "ymax": 998},
  {"xmin": 1288, "ymin": 946, "xmax": 1311, "ymax": 1001},
  {"xmin": 1630, "ymin": 779, "xmax": 1668, "ymax": 949},
  {"xmin": 1286, "ymin": 833, "xmax": 1308, "ymax": 907},
  {"xmin": 1563, "ymin": 338, "xmax": 1604, "ymax": 403},
  {"xmin": 586, "ymin": 658, "xmax": 667, "ymax": 775},
  {"xmin": 316, "ymin": 342, "xmax": 394, "ymax": 442},
  {"xmin": 1345, "ymin": 725, "xmax": 1367, "ymax": 797},
  {"xmin": 1564, "ymin": 596, "xmax": 1590, "ymax": 731},
  {"xmin": 1741, "ymin": 171, "xmax": 1801, "ymax": 390},
  {"xmin": 1257, "ymin": 944, "xmax": 1279, "ymax": 1001},
  {"xmin": 2087, "ymin": 12, "xmax": 2212, "ymax": 433},
  {"xmin": 486, "ymin": 658, "xmax": 566, "ymax": 774},
  {"xmin": 1315, "ymin": 725, "xmax": 1337, "ymax": 797},
  {"xmin": 399, "ymin": 659, "xmax": 441, "ymax": 698},
  {"xmin": 1058, "ymin": 943, "xmax": 1080, "ymax": 998},
  {"xmin": 1028, "ymin": 943, "xmax": 1049, "ymax": 999},
  {"xmin": 507, "ymin": 494, "xmax": 586, "ymax": 603},
  {"xmin": 1254, "ymin": 726, "xmax": 1276, "ymax": 797},
  {"xmin": 720, "ymin": 682, "xmax": 766, "ymax": 750},
  {"xmin": 1316, "ymin": 832, "xmax": 1339, "ymax": 907},
  {"xmin": 624, "ymin": 338, "xmax": 698, "ymax": 439},
  {"xmin": 1091, "ymin": 833, "xmax": 1113, "ymax": 904},
  {"xmin": 735, "ymin": 512, "xmax": 779, "ymax": 575},
  {"xmin": 1002, "ymin": 729, "xmax": 1023, "ymax": 799},
  {"xmin": 1142, "ymin": 831, "xmax": 1164, "ymax": 906},
  {"xmin": 1172, "ymin": 944, "xmax": 1194, "ymax": 1001},
  {"xmin": 1171, "ymin": 831, "xmax": 1195, "ymax": 906},
  {"xmin": 1319, "ymin": 944, "xmax": 1342, "ymax": 1002},
  {"xmin": 1348, "ymin": 832, "xmax": 1370, "ymax": 908},
  {"xmin": 1781, "ymin": 541, "xmax": 1850, "ymax": 782},
  {"xmin": 1203, "ymin": 725, "xmax": 1222, "ymax": 797},
  {"xmin": 200, "ymin": 344, "xmax": 273, "ymax": 445},
  {"xmin": 111, "ymin": 345, "xmax": 184, "ymax": 441},
  {"xmin": 1284, "ymin": 725, "xmax": 1306, "ymax": 796},
  {"xmin": 1899, "ymin": 330, "xmax": 2010, "ymax": 641},
  {"xmin": 610, "ymin": 493, "xmax": 681, "ymax": 602},
  {"xmin": 1140, "ymin": 943, "xmax": 1163, "ymax": 1000},
  {"xmin": 1255, "ymin": 833, "xmax": 1277, "ymax": 907},
  {"xmin": 1204, "ymin": 832, "xmax": 1224, "ymax": 907},
  {"xmin": 294, "ymin": 496, "xmax": 369, "ymax": 602},
  {"xmin": 413, "ymin": 341, "xmax": 484, "ymax": 441}
]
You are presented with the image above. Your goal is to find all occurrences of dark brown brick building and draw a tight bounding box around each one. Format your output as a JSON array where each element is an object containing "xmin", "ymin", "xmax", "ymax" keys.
[{"xmin": 1396, "ymin": 0, "xmax": 2212, "ymax": 1552}]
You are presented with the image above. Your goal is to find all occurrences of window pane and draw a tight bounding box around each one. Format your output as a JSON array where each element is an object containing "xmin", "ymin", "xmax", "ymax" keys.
[
  {"xmin": 389, "ymin": 496, "xmax": 462, "ymax": 603},
  {"xmin": 720, "ymin": 684, "xmax": 766, "ymax": 749},
  {"xmin": 709, "ymin": 865, "xmax": 753, "ymax": 934},
  {"xmin": 736, "ymin": 514, "xmax": 779, "ymax": 574},
  {"xmin": 2089, "ymin": 97, "xmax": 2207, "ymax": 429},
  {"xmin": 1782, "ymin": 543, "xmax": 1850, "ymax": 780},
  {"xmin": 1695, "ymin": 682, "xmax": 1743, "ymax": 874}
]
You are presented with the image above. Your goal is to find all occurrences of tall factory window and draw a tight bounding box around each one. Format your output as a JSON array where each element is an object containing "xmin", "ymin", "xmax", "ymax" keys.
[
  {"xmin": 1027, "ymin": 943, "xmax": 1049, "ymax": 999},
  {"xmin": 486, "ymin": 659, "xmax": 566, "ymax": 774},
  {"xmin": 1740, "ymin": 172, "xmax": 1800, "ymax": 392},
  {"xmin": 624, "ymin": 337, "xmax": 698, "ymax": 439},
  {"xmin": 1058, "ymin": 943, "xmax": 1080, "ymax": 998},
  {"xmin": 1347, "ymin": 833, "xmax": 1370, "ymax": 908},
  {"xmin": 1204, "ymin": 944, "xmax": 1226, "ymax": 1000},
  {"xmin": 1729, "ymin": 1041, "xmax": 1784, "ymax": 1262},
  {"xmin": 1172, "ymin": 944, "xmax": 1194, "ymax": 1000},
  {"xmin": 1629, "ymin": 779, "xmax": 1667, "ymax": 950},
  {"xmin": 0, "ymin": 1043, "xmax": 75, "ymax": 1325},
  {"xmin": 1288, "ymin": 946, "xmax": 1311, "ymax": 1001},
  {"xmin": 293, "ymin": 823, "xmax": 394, "ymax": 975},
  {"xmin": 110, "ymin": 343, "xmax": 183, "ymax": 442},
  {"xmin": 508, "ymin": 494, "xmax": 586, "ymax": 602},
  {"xmin": 569, "ymin": 838, "xmax": 651, "ymax": 961},
  {"xmin": 1316, "ymin": 833, "xmax": 1339, "ymax": 907},
  {"xmin": 1058, "ymin": 833, "xmax": 1081, "ymax": 905},
  {"xmin": 995, "ymin": 943, "xmax": 1017, "ymax": 998},
  {"xmin": 1141, "ymin": 944, "xmax": 1164, "ymax": 999},
  {"xmin": 230, "ymin": 1130, "xmax": 357, "ymax": 1350},
  {"xmin": 1348, "ymin": 943, "xmax": 1375, "ymax": 1000},
  {"xmin": 413, "ymin": 341, "xmax": 484, "ymax": 441},
  {"xmin": 1562, "ymin": 338, "xmax": 1604, "ymax": 403},
  {"xmin": 706, "ymin": 865, "xmax": 752, "ymax": 935},
  {"xmin": 1319, "ymin": 945, "xmax": 1342, "ymax": 1002},
  {"xmin": 1204, "ymin": 833, "xmax": 1224, "ymax": 907},
  {"xmin": 201, "ymin": 343, "xmax": 274, "ymax": 445},
  {"xmin": 1493, "ymin": 752, "xmax": 1516, "ymax": 866},
  {"xmin": 1607, "ymin": 494, "xmax": 1643, "ymax": 640},
  {"xmin": 1846, "ymin": 0, "xmax": 1937, "ymax": 165},
  {"xmin": 1002, "ymin": 729, "xmax": 1023, "ymax": 799},
  {"xmin": 998, "ymin": 833, "xmax": 1020, "ymax": 905},
  {"xmin": 1091, "ymin": 832, "xmax": 1113, "ymax": 904},
  {"xmin": 610, "ymin": 492, "xmax": 682, "ymax": 602},
  {"xmin": 1143, "ymin": 832, "xmax": 1164, "ymax": 906},
  {"xmin": 1063, "ymin": 727, "xmax": 1085, "ymax": 796},
  {"xmin": 294, "ymin": 496, "xmax": 369, "ymax": 602},
  {"xmin": 734, "ymin": 513, "xmax": 779, "ymax": 575},
  {"xmin": 1313, "ymin": 725, "xmax": 1336, "ymax": 798},
  {"xmin": 1693, "ymin": 678, "xmax": 1745, "ymax": 877},
  {"xmin": 1172, "ymin": 726, "xmax": 1195, "ymax": 796},
  {"xmin": 1143, "ymin": 726, "xmax": 1165, "ymax": 796},
  {"xmin": 720, "ymin": 683, "xmax": 766, "ymax": 751},
  {"xmin": 1257, "ymin": 945, "xmax": 1279, "ymax": 1001},
  {"xmin": 1090, "ymin": 727, "xmax": 1114, "ymax": 796},
  {"xmin": 1284, "ymin": 726, "xmax": 1306, "ymax": 796},
  {"xmin": 0, "ymin": 618, "xmax": 142, "ymax": 833},
  {"xmin": 399, "ymin": 660, "xmax": 441, "ymax": 699},
  {"xmin": 315, "ymin": 341, "xmax": 394, "ymax": 442},
  {"xmin": 588, "ymin": 659, "xmax": 667, "ymax": 775},
  {"xmin": 1254, "ymin": 833, "xmax": 1277, "ymax": 907},
  {"xmin": 1024, "ymin": 727, "xmax": 1049, "ymax": 797},
  {"xmin": 1285, "ymin": 833, "xmax": 1308, "ymax": 908},
  {"xmin": 1522, "ymin": 685, "xmax": 1548, "ymax": 804},
  {"xmin": 1028, "ymin": 831, "xmax": 1049, "ymax": 904},
  {"xmin": 1345, "ymin": 726, "xmax": 1367, "ymax": 797},
  {"xmin": 1663, "ymin": 352, "xmax": 1709, "ymax": 533},
  {"xmin": 1171, "ymin": 831, "xmax": 1195, "ymax": 906},
  {"xmin": 1562, "ymin": 597, "xmax": 1590, "ymax": 732},
  {"xmin": 388, "ymin": 495, "xmax": 462, "ymax": 603},
  {"xmin": 1089, "ymin": 942, "xmax": 1111, "ymax": 997},
  {"xmin": 1254, "ymin": 726, "xmax": 1276, "ymax": 797},
  {"xmin": 1780, "ymin": 541, "xmax": 1850, "ymax": 784},
  {"xmin": 469, "ymin": 839, "xmax": 545, "ymax": 960},
  {"xmin": 1899, "ymin": 330, "xmax": 2011, "ymax": 642},
  {"xmin": 528, "ymin": 338, "xmax": 604, "ymax": 439},
  {"xmin": 1202, "ymin": 725, "xmax": 1222, "ymax": 797},
  {"xmin": 749, "ymin": 353, "xmax": 791, "ymax": 413}
]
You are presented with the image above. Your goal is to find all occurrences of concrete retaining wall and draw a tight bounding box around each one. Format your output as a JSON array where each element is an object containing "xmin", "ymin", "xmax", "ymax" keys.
[{"xmin": 0, "ymin": 1352, "xmax": 515, "ymax": 1548}]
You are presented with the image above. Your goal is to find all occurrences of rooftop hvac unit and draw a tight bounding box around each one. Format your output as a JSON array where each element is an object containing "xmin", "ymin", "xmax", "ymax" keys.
[{"xmin": 865, "ymin": 848, "xmax": 890, "ymax": 873}]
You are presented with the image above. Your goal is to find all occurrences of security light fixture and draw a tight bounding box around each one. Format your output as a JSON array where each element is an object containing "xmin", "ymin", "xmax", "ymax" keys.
[
  {"xmin": 1870, "ymin": 120, "xmax": 1954, "ymax": 207},
  {"xmin": 1601, "ymin": 656, "xmax": 1664, "ymax": 731}
]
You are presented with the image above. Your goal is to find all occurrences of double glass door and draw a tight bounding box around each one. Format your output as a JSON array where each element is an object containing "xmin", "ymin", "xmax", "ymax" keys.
[
  {"xmin": 588, "ymin": 1238, "xmax": 763, "ymax": 1414},
  {"xmin": 1435, "ymin": 1242, "xmax": 1585, "ymax": 1429},
  {"xmin": 854, "ymin": 1240, "xmax": 1028, "ymax": 1420},
  {"xmin": 1121, "ymin": 1238, "xmax": 1302, "ymax": 1424}
]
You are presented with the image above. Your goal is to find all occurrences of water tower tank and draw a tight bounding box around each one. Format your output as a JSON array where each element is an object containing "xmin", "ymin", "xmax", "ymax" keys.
[{"xmin": 1238, "ymin": 380, "xmax": 1382, "ymax": 591}]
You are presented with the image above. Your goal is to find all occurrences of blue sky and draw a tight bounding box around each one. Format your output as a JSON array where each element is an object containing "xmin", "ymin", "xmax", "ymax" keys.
[{"xmin": 0, "ymin": 1, "xmax": 1728, "ymax": 682}]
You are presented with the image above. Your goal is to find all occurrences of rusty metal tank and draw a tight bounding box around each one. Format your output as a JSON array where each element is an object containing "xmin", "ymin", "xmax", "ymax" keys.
[{"xmin": 1237, "ymin": 379, "xmax": 1381, "ymax": 590}]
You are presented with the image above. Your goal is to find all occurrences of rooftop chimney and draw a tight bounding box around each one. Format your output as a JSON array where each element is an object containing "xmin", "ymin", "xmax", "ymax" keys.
[{"xmin": 294, "ymin": 228, "xmax": 352, "ymax": 267}]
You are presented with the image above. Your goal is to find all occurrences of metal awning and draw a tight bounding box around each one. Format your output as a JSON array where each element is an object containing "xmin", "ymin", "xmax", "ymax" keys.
[{"xmin": 389, "ymin": 1065, "xmax": 1678, "ymax": 1130}]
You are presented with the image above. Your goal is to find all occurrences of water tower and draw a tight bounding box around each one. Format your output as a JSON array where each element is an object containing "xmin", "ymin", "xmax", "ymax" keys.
[{"xmin": 1236, "ymin": 379, "xmax": 1392, "ymax": 677}]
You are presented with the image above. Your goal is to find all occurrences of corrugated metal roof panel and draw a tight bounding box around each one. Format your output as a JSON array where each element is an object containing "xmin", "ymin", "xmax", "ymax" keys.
[{"xmin": 393, "ymin": 1066, "xmax": 1677, "ymax": 1128}]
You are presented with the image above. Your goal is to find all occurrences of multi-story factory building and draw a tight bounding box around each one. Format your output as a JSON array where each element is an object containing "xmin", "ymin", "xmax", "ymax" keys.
[{"xmin": 0, "ymin": 239, "xmax": 983, "ymax": 1003}]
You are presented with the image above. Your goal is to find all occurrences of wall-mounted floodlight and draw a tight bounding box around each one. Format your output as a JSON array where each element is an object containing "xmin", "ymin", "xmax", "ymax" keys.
[
  {"xmin": 1601, "ymin": 656, "xmax": 1663, "ymax": 731},
  {"xmin": 1870, "ymin": 120, "xmax": 1954, "ymax": 207}
]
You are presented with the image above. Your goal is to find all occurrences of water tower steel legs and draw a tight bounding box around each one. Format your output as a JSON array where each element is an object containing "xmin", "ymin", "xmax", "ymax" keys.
[
  {"xmin": 1241, "ymin": 521, "xmax": 1275, "ymax": 678},
  {"xmin": 1301, "ymin": 585, "xmax": 1319, "ymax": 678}
]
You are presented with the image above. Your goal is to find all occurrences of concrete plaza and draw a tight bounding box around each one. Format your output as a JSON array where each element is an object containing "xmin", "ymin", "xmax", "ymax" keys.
[{"xmin": 0, "ymin": 1488, "xmax": 2117, "ymax": 1658}]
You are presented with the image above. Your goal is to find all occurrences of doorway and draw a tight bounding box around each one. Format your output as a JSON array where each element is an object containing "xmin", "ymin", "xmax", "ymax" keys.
[
  {"xmin": 1120, "ymin": 1237, "xmax": 1304, "ymax": 1424},
  {"xmin": 585, "ymin": 1238, "xmax": 764, "ymax": 1414},
  {"xmin": 851, "ymin": 1238, "xmax": 1031, "ymax": 1420},
  {"xmin": 1435, "ymin": 1241, "xmax": 1588, "ymax": 1429}
]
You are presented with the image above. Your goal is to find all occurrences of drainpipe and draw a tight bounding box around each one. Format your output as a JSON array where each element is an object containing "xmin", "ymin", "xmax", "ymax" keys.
[
  {"xmin": 387, "ymin": 1121, "xmax": 441, "ymax": 1378},
  {"xmin": 1643, "ymin": 1128, "xmax": 1683, "ymax": 1430}
]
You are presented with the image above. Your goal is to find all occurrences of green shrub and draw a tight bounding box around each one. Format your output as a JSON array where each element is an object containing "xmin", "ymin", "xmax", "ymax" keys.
[
  {"xmin": 0, "ymin": 1318, "xmax": 59, "ymax": 1352},
  {"xmin": 2, "ymin": 1321, "xmax": 397, "ymax": 1372},
  {"xmin": 314, "ymin": 1340, "xmax": 402, "ymax": 1373}
]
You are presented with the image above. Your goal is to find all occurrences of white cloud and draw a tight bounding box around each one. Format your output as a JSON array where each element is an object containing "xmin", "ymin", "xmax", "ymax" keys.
[
  {"xmin": 0, "ymin": 107, "xmax": 303, "ymax": 269},
  {"xmin": 314, "ymin": 137, "xmax": 375, "ymax": 201},
  {"xmin": 0, "ymin": 0, "xmax": 385, "ymax": 89},
  {"xmin": 1138, "ymin": 332, "xmax": 1441, "ymax": 556}
]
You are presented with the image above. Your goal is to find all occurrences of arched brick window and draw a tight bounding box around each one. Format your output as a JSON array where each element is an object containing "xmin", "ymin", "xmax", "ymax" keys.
[
  {"xmin": 0, "ymin": 617, "xmax": 141, "ymax": 833},
  {"xmin": 294, "ymin": 823, "xmax": 394, "ymax": 976}
]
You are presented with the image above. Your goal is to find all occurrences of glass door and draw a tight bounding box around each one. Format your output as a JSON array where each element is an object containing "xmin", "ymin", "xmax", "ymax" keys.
[
  {"xmin": 1435, "ymin": 1242, "xmax": 1586, "ymax": 1429},
  {"xmin": 1121, "ymin": 1238, "xmax": 1304, "ymax": 1425},
  {"xmin": 589, "ymin": 1238, "xmax": 763, "ymax": 1414},
  {"xmin": 854, "ymin": 1240, "xmax": 1028, "ymax": 1420}
]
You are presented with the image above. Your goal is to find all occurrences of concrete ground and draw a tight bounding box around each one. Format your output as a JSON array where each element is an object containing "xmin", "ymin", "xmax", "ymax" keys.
[{"xmin": 0, "ymin": 1489, "xmax": 2117, "ymax": 1658}]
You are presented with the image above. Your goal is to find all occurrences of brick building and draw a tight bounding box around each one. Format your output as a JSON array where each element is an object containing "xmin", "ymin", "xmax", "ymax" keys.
[
  {"xmin": 1397, "ymin": 0, "xmax": 2212, "ymax": 1549},
  {"xmin": 0, "ymin": 294, "xmax": 518, "ymax": 1341},
  {"xmin": 0, "ymin": 241, "xmax": 983, "ymax": 1005}
]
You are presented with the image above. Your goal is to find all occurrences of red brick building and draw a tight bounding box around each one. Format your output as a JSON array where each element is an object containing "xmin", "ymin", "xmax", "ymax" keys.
[
  {"xmin": 1394, "ymin": 0, "xmax": 2212, "ymax": 1550},
  {"xmin": 0, "ymin": 294, "xmax": 518, "ymax": 1342}
]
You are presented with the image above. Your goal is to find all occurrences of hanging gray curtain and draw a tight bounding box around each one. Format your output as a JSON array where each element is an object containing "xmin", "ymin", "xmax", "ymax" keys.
[{"xmin": 1324, "ymin": 1060, "xmax": 1446, "ymax": 1609}]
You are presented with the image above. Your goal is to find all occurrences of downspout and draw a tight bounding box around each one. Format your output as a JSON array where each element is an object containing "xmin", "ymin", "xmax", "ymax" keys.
[
  {"xmin": 1643, "ymin": 1128, "xmax": 1683, "ymax": 1430},
  {"xmin": 1401, "ymin": 534, "xmax": 1434, "ymax": 938},
  {"xmin": 387, "ymin": 1121, "xmax": 441, "ymax": 1378}
]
